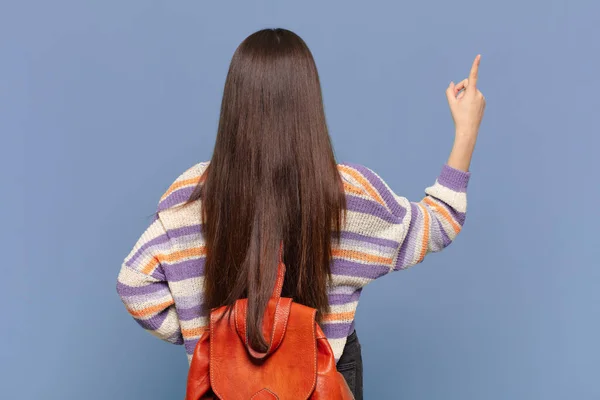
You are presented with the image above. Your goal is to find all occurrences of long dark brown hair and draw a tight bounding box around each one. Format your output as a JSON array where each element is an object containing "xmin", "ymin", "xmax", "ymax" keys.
[{"xmin": 187, "ymin": 28, "xmax": 345, "ymax": 351}]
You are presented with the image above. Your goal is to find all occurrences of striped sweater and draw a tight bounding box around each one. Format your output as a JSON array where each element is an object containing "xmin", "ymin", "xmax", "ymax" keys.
[{"xmin": 117, "ymin": 161, "xmax": 470, "ymax": 363}]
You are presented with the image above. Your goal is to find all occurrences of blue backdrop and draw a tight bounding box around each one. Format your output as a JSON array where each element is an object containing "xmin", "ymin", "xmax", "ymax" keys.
[{"xmin": 2, "ymin": 0, "xmax": 599, "ymax": 398}]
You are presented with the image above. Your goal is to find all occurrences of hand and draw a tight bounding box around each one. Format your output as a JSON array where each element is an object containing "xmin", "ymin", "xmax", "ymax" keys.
[{"xmin": 446, "ymin": 55, "xmax": 486, "ymax": 140}]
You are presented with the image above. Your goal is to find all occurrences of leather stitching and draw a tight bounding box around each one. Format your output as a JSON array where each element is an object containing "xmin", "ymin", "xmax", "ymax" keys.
[
  {"xmin": 305, "ymin": 309, "xmax": 318, "ymax": 400},
  {"xmin": 273, "ymin": 298, "xmax": 291, "ymax": 353},
  {"xmin": 209, "ymin": 310, "xmax": 224, "ymax": 400},
  {"xmin": 268, "ymin": 296, "xmax": 282, "ymax": 353},
  {"xmin": 250, "ymin": 388, "xmax": 279, "ymax": 399}
]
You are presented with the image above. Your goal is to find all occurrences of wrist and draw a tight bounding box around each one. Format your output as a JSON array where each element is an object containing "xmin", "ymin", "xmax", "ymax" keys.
[
  {"xmin": 448, "ymin": 132, "xmax": 477, "ymax": 172},
  {"xmin": 453, "ymin": 130, "xmax": 478, "ymax": 147}
]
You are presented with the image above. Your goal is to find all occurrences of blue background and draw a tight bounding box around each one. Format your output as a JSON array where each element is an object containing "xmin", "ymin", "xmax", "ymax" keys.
[{"xmin": 2, "ymin": 0, "xmax": 599, "ymax": 398}]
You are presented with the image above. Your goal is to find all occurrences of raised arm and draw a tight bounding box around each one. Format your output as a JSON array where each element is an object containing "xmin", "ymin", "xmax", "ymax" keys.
[
  {"xmin": 335, "ymin": 55, "xmax": 486, "ymax": 282},
  {"xmin": 395, "ymin": 55, "xmax": 486, "ymax": 268}
]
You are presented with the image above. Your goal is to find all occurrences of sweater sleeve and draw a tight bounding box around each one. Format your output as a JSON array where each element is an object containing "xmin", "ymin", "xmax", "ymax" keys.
[
  {"xmin": 338, "ymin": 164, "xmax": 470, "ymax": 279},
  {"xmin": 116, "ymin": 216, "xmax": 183, "ymax": 345}
]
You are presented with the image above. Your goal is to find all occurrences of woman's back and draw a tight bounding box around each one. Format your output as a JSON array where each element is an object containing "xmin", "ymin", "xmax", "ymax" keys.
[{"xmin": 118, "ymin": 158, "xmax": 469, "ymax": 363}]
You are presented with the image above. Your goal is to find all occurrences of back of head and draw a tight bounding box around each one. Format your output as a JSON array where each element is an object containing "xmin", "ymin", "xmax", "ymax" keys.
[{"xmin": 189, "ymin": 28, "xmax": 345, "ymax": 351}]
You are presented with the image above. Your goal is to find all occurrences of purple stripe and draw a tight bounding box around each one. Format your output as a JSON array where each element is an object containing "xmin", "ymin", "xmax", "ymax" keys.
[
  {"xmin": 322, "ymin": 321, "xmax": 354, "ymax": 339},
  {"xmin": 395, "ymin": 203, "xmax": 419, "ymax": 270},
  {"xmin": 428, "ymin": 214, "xmax": 442, "ymax": 248},
  {"xmin": 185, "ymin": 338, "xmax": 200, "ymax": 355},
  {"xmin": 169, "ymin": 224, "xmax": 203, "ymax": 237},
  {"xmin": 331, "ymin": 259, "xmax": 390, "ymax": 280},
  {"xmin": 440, "ymin": 222, "xmax": 452, "ymax": 246},
  {"xmin": 116, "ymin": 281, "xmax": 166, "ymax": 297},
  {"xmin": 177, "ymin": 305, "xmax": 208, "ymax": 321},
  {"xmin": 429, "ymin": 197, "xmax": 466, "ymax": 225},
  {"xmin": 163, "ymin": 258, "xmax": 205, "ymax": 282},
  {"xmin": 158, "ymin": 186, "xmax": 195, "ymax": 212},
  {"xmin": 168, "ymin": 332, "xmax": 184, "ymax": 345},
  {"xmin": 346, "ymin": 195, "xmax": 399, "ymax": 224},
  {"xmin": 342, "ymin": 163, "xmax": 407, "ymax": 219},
  {"xmin": 128, "ymin": 224, "xmax": 202, "ymax": 267},
  {"xmin": 328, "ymin": 290, "xmax": 362, "ymax": 306},
  {"xmin": 126, "ymin": 233, "xmax": 170, "ymax": 268},
  {"xmin": 123, "ymin": 289, "xmax": 170, "ymax": 305},
  {"xmin": 134, "ymin": 309, "xmax": 169, "ymax": 331},
  {"xmin": 437, "ymin": 164, "xmax": 470, "ymax": 192},
  {"xmin": 128, "ymin": 225, "xmax": 203, "ymax": 282},
  {"xmin": 339, "ymin": 231, "xmax": 399, "ymax": 249},
  {"xmin": 150, "ymin": 266, "xmax": 167, "ymax": 281}
]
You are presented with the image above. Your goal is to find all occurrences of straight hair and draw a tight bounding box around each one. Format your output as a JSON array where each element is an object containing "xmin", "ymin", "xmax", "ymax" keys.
[{"xmin": 187, "ymin": 28, "xmax": 346, "ymax": 351}]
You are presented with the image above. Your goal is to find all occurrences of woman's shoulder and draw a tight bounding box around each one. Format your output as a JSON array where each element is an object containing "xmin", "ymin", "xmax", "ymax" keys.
[
  {"xmin": 337, "ymin": 162, "xmax": 381, "ymax": 185},
  {"xmin": 337, "ymin": 162, "xmax": 395, "ymax": 206},
  {"xmin": 157, "ymin": 161, "xmax": 210, "ymax": 213}
]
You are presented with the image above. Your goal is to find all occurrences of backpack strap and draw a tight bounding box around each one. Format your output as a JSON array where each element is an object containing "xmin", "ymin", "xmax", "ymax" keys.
[
  {"xmin": 234, "ymin": 296, "xmax": 292, "ymax": 360},
  {"xmin": 234, "ymin": 243, "xmax": 291, "ymax": 360}
]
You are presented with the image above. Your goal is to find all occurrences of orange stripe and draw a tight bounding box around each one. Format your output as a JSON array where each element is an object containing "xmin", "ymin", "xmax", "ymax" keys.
[
  {"xmin": 338, "ymin": 165, "xmax": 386, "ymax": 207},
  {"xmin": 141, "ymin": 247, "xmax": 207, "ymax": 274},
  {"xmin": 322, "ymin": 311, "xmax": 356, "ymax": 323},
  {"xmin": 160, "ymin": 177, "xmax": 203, "ymax": 200},
  {"xmin": 157, "ymin": 247, "xmax": 207, "ymax": 263},
  {"xmin": 128, "ymin": 300, "xmax": 174, "ymax": 318},
  {"xmin": 332, "ymin": 249, "xmax": 393, "ymax": 266},
  {"xmin": 416, "ymin": 204, "xmax": 430, "ymax": 263},
  {"xmin": 423, "ymin": 197, "xmax": 461, "ymax": 234},
  {"xmin": 140, "ymin": 257, "xmax": 160, "ymax": 275},
  {"xmin": 343, "ymin": 182, "xmax": 364, "ymax": 196},
  {"xmin": 182, "ymin": 326, "xmax": 208, "ymax": 337}
]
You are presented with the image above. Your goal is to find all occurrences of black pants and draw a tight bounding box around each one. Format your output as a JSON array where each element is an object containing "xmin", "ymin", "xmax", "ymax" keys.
[{"xmin": 337, "ymin": 330, "xmax": 363, "ymax": 399}]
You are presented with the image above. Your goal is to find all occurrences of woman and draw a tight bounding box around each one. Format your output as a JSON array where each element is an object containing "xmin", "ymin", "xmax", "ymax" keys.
[{"xmin": 117, "ymin": 28, "xmax": 485, "ymax": 399}]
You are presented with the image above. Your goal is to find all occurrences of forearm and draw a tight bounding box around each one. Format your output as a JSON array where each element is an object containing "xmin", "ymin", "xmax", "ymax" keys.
[
  {"xmin": 394, "ymin": 164, "xmax": 470, "ymax": 270},
  {"xmin": 447, "ymin": 131, "xmax": 477, "ymax": 172},
  {"xmin": 117, "ymin": 265, "xmax": 183, "ymax": 344}
]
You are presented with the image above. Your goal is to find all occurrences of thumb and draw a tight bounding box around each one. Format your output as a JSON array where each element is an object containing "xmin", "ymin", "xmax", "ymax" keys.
[{"xmin": 446, "ymin": 81, "xmax": 457, "ymax": 105}]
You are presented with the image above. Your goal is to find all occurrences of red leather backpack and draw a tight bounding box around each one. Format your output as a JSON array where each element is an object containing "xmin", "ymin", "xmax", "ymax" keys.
[{"xmin": 185, "ymin": 257, "xmax": 354, "ymax": 400}]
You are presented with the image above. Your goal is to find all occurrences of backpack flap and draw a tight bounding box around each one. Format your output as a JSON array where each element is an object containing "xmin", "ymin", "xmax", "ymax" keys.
[{"xmin": 209, "ymin": 299, "xmax": 318, "ymax": 400}]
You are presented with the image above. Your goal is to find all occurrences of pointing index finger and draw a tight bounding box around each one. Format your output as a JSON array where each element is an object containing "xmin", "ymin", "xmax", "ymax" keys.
[{"xmin": 468, "ymin": 54, "xmax": 481, "ymax": 90}]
